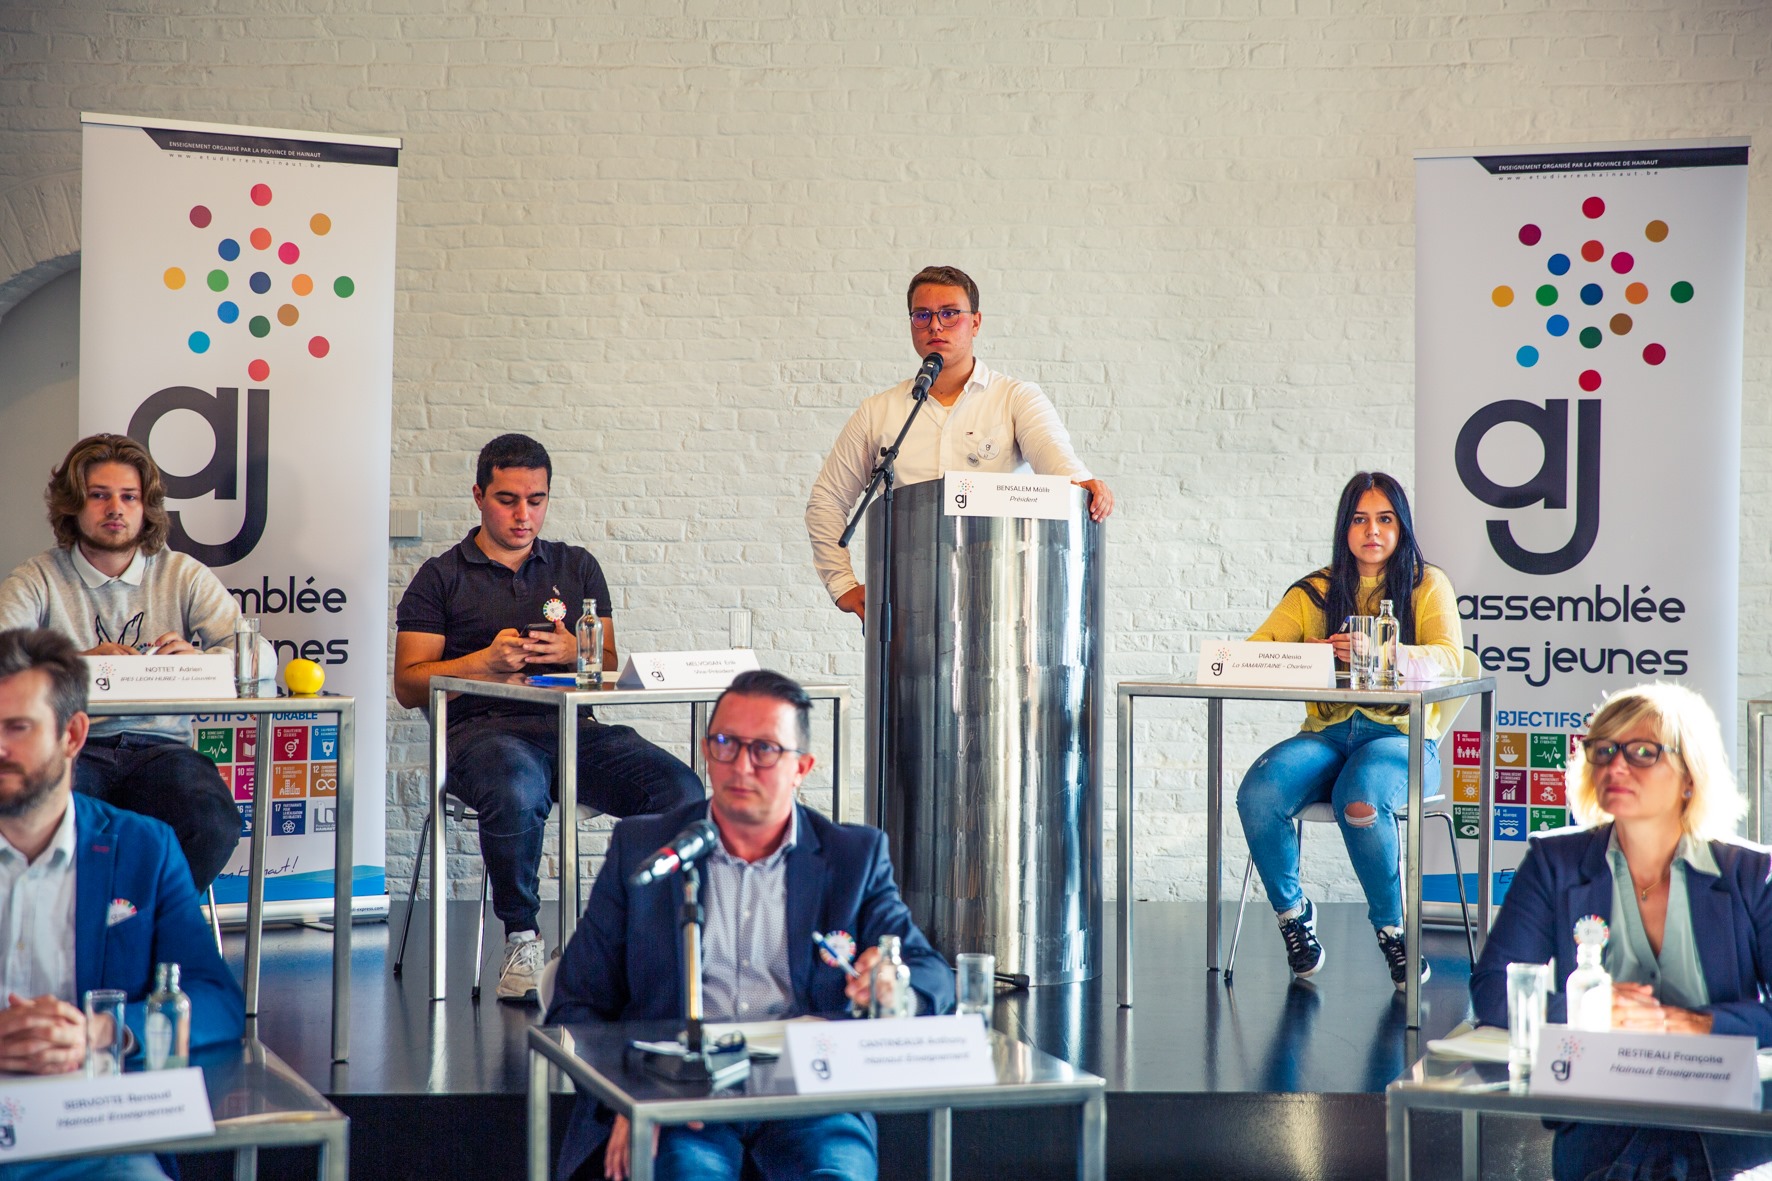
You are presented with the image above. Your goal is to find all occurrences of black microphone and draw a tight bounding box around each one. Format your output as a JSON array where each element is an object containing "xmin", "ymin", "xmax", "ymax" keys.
[
  {"xmin": 628, "ymin": 819, "xmax": 719, "ymax": 888},
  {"xmin": 910, "ymin": 351, "xmax": 943, "ymax": 401}
]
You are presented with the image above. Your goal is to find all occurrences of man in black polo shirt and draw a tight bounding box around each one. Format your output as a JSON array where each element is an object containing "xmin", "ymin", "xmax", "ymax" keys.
[{"xmin": 394, "ymin": 433, "xmax": 703, "ymax": 1003}]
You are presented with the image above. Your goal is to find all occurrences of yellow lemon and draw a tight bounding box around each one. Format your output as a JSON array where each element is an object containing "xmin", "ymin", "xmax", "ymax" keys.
[{"xmin": 284, "ymin": 658, "xmax": 325, "ymax": 695}]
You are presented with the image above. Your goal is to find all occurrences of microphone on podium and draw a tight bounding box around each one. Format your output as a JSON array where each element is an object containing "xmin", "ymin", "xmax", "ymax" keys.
[
  {"xmin": 628, "ymin": 819, "xmax": 720, "ymax": 888},
  {"xmin": 910, "ymin": 352, "xmax": 943, "ymax": 401}
]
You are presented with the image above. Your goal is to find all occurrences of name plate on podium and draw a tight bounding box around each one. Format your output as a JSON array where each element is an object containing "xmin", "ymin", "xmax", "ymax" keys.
[
  {"xmin": 614, "ymin": 649, "xmax": 761, "ymax": 690},
  {"xmin": 784, "ymin": 1016, "xmax": 994, "ymax": 1095},
  {"xmin": 88, "ymin": 654, "xmax": 235, "ymax": 701},
  {"xmin": 943, "ymin": 472, "xmax": 1072, "ymax": 521},
  {"xmin": 1195, "ymin": 642, "xmax": 1334, "ymax": 689},
  {"xmin": 1530, "ymin": 1024, "xmax": 1761, "ymax": 1110},
  {"xmin": 0, "ymin": 1066, "xmax": 214, "ymax": 1161}
]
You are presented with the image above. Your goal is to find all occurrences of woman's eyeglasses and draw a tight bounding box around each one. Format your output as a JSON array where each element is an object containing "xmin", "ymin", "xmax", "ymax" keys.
[{"xmin": 1583, "ymin": 739, "xmax": 1678, "ymax": 769}]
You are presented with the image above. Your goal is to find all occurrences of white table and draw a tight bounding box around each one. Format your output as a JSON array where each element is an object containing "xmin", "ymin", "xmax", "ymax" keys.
[
  {"xmin": 526, "ymin": 1022, "xmax": 1106, "ymax": 1181},
  {"xmin": 1115, "ymin": 676, "xmax": 1496, "ymax": 1028},
  {"xmin": 88, "ymin": 694, "xmax": 356, "ymax": 1063},
  {"xmin": 1388, "ymin": 1052, "xmax": 1772, "ymax": 1181},
  {"xmin": 425, "ymin": 676, "xmax": 851, "ymax": 1000}
]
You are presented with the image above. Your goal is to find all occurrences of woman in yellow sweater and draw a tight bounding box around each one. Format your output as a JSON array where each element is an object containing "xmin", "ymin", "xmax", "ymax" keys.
[{"xmin": 1235, "ymin": 472, "xmax": 1463, "ymax": 988}]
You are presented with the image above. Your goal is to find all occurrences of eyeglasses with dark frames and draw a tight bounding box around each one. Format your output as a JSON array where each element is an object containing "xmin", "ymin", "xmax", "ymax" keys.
[
  {"xmin": 706, "ymin": 733, "xmax": 803, "ymax": 769},
  {"xmin": 1583, "ymin": 739, "xmax": 1679, "ymax": 769},
  {"xmin": 909, "ymin": 308, "xmax": 972, "ymax": 329}
]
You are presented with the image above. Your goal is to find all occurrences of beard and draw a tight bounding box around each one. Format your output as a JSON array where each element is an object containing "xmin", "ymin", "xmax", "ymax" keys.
[
  {"xmin": 79, "ymin": 519, "xmax": 141, "ymax": 554},
  {"xmin": 0, "ymin": 753, "xmax": 68, "ymax": 818}
]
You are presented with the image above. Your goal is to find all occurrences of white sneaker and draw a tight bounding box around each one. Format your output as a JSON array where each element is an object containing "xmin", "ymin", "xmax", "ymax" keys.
[{"xmin": 497, "ymin": 933, "xmax": 546, "ymax": 1004}]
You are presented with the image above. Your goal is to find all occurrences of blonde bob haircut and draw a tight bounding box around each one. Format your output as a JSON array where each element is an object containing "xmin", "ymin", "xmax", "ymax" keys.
[{"xmin": 1568, "ymin": 682, "xmax": 1745, "ymax": 840}]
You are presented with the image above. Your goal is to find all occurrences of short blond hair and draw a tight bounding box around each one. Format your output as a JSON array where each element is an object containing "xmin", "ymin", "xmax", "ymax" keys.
[{"xmin": 1568, "ymin": 682, "xmax": 1744, "ymax": 840}]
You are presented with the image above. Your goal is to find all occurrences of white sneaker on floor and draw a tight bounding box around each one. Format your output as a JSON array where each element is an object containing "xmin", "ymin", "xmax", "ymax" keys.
[{"xmin": 497, "ymin": 933, "xmax": 546, "ymax": 1004}]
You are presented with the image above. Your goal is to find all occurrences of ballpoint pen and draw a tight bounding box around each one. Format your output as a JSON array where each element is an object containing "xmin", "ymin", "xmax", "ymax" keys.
[{"xmin": 814, "ymin": 931, "xmax": 868, "ymax": 1017}]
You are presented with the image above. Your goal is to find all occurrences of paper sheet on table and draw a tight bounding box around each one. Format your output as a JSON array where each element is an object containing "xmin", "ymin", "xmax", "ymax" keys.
[
  {"xmin": 631, "ymin": 1017, "xmax": 824, "ymax": 1061},
  {"xmin": 1429, "ymin": 1023, "xmax": 1772, "ymax": 1078}
]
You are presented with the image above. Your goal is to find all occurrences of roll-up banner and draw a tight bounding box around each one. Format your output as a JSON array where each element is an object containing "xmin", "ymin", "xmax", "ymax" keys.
[
  {"xmin": 80, "ymin": 114, "xmax": 397, "ymax": 919},
  {"xmin": 1416, "ymin": 139, "xmax": 1748, "ymax": 906}
]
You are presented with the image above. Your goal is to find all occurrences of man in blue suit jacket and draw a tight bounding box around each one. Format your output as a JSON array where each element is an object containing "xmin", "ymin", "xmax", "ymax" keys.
[
  {"xmin": 0, "ymin": 628, "xmax": 243, "ymax": 1181},
  {"xmin": 547, "ymin": 670, "xmax": 953, "ymax": 1181}
]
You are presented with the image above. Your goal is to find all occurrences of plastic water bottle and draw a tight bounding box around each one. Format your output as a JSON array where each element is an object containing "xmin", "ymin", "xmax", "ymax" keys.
[
  {"xmin": 869, "ymin": 934, "xmax": 915, "ymax": 1019},
  {"xmin": 145, "ymin": 963, "xmax": 191, "ymax": 1070},
  {"xmin": 1375, "ymin": 599, "xmax": 1400, "ymax": 687},
  {"xmin": 575, "ymin": 598, "xmax": 603, "ymax": 688},
  {"xmin": 1565, "ymin": 915, "xmax": 1613, "ymax": 1031}
]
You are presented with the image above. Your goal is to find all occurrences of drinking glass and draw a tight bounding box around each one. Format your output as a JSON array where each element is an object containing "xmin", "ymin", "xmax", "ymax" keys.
[
  {"xmin": 729, "ymin": 609, "xmax": 752, "ymax": 650},
  {"xmin": 1506, "ymin": 962, "xmax": 1551, "ymax": 1090},
  {"xmin": 84, "ymin": 988, "xmax": 128, "ymax": 1077},
  {"xmin": 234, "ymin": 616, "xmax": 261, "ymax": 697},
  {"xmin": 1345, "ymin": 616, "xmax": 1378, "ymax": 688},
  {"xmin": 955, "ymin": 952, "xmax": 996, "ymax": 1021}
]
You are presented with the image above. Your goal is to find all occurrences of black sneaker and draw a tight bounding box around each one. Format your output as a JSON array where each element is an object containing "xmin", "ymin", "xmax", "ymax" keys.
[
  {"xmin": 1277, "ymin": 899, "xmax": 1325, "ymax": 978},
  {"xmin": 1376, "ymin": 926, "xmax": 1430, "ymax": 991}
]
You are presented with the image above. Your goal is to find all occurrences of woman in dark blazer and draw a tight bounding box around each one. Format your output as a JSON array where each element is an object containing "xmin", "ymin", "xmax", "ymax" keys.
[{"xmin": 1471, "ymin": 683, "xmax": 1772, "ymax": 1181}]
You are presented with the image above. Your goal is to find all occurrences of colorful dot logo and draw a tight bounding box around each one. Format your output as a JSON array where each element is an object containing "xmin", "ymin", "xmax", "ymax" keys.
[
  {"xmin": 167, "ymin": 184, "xmax": 357, "ymax": 382},
  {"xmin": 1502, "ymin": 201, "xmax": 1692, "ymax": 392}
]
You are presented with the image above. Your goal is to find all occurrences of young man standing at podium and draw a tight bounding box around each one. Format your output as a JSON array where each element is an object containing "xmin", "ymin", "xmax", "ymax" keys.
[
  {"xmin": 394, "ymin": 433, "xmax": 703, "ymax": 1004},
  {"xmin": 804, "ymin": 265, "xmax": 1116, "ymax": 619},
  {"xmin": 547, "ymin": 670, "xmax": 952, "ymax": 1181}
]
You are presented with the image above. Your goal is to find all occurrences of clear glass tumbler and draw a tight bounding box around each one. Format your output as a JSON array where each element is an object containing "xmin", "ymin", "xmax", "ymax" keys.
[
  {"xmin": 234, "ymin": 616, "xmax": 261, "ymax": 697},
  {"xmin": 1506, "ymin": 961, "xmax": 1551, "ymax": 1090},
  {"xmin": 84, "ymin": 988, "xmax": 128, "ymax": 1077},
  {"xmin": 1345, "ymin": 616, "xmax": 1379, "ymax": 688},
  {"xmin": 955, "ymin": 952, "xmax": 996, "ymax": 1020}
]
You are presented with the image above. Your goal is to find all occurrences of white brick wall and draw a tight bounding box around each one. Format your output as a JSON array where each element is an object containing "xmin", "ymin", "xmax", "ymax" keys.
[{"xmin": 2, "ymin": 0, "xmax": 1770, "ymax": 909}]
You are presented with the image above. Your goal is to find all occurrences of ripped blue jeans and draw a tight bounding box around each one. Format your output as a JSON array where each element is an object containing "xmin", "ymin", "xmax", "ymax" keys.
[{"xmin": 1234, "ymin": 715, "xmax": 1439, "ymax": 930}]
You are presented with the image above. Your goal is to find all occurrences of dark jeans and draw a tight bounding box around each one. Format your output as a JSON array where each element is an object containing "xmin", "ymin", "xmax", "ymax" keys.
[
  {"xmin": 1555, "ymin": 1122, "xmax": 1772, "ymax": 1181},
  {"xmin": 569, "ymin": 1115, "xmax": 877, "ymax": 1181},
  {"xmin": 445, "ymin": 713, "xmax": 704, "ymax": 936},
  {"xmin": 75, "ymin": 734, "xmax": 240, "ymax": 892}
]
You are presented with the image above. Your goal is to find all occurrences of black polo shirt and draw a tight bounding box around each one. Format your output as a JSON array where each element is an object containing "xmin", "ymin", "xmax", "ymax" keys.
[{"xmin": 396, "ymin": 529, "xmax": 613, "ymax": 725}]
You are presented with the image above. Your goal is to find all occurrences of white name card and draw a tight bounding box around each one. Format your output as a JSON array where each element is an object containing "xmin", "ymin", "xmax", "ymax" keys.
[
  {"xmin": 0, "ymin": 1066, "xmax": 214, "ymax": 1161},
  {"xmin": 784, "ymin": 1015, "xmax": 995, "ymax": 1095},
  {"xmin": 1530, "ymin": 1024, "xmax": 1761, "ymax": 1111},
  {"xmin": 87, "ymin": 654, "xmax": 235, "ymax": 701},
  {"xmin": 942, "ymin": 472, "xmax": 1072, "ymax": 521},
  {"xmin": 1195, "ymin": 641, "xmax": 1334, "ymax": 689},
  {"xmin": 614, "ymin": 649, "xmax": 762, "ymax": 691}
]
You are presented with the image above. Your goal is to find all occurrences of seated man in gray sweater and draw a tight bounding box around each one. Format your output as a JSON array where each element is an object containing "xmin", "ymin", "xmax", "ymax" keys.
[{"xmin": 0, "ymin": 434, "xmax": 246, "ymax": 891}]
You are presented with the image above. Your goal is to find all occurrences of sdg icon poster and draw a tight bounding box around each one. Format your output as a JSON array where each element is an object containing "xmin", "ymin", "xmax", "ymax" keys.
[
  {"xmin": 1415, "ymin": 140, "xmax": 1747, "ymax": 906},
  {"xmin": 195, "ymin": 712, "xmax": 341, "ymax": 905}
]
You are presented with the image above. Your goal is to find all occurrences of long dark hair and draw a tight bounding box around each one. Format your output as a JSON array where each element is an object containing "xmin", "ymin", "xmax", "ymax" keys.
[{"xmin": 1290, "ymin": 472, "xmax": 1428, "ymax": 643}]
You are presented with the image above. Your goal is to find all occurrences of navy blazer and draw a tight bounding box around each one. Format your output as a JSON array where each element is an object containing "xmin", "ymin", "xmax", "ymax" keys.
[
  {"xmin": 546, "ymin": 801, "xmax": 954, "ymax": 1179},
  {"xmin": 73, "ymin": 794, "xmax": 245, "ymax": 1054},
  {"xmin": 1472, "ymin": 824, "xmax": 1772, "ymax": 1043}
]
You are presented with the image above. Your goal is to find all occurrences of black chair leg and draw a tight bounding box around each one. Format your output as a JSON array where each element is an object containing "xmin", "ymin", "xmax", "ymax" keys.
[{"xmin": 392, "ymin": 809, "xmax": 434, "ymax": 977}]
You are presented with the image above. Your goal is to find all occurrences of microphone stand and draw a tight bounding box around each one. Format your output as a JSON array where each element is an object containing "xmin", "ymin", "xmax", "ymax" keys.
[
  {"xmin": 838, "ymin": 386, "xmax": 932, "ymax": 818},
  {"xmin": 637, "ymin": 862, "xmax": 749, "ymax": 1087}
]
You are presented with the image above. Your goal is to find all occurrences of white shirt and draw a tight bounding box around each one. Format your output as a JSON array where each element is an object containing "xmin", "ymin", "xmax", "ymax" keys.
[
  {"xmin": 700, "ymin": 807, "xmax": 798, "ymax": 1022},
  {"xmin": 0, "ymin": 799, "xmax": 78, "ymax": 1004},
  {"xmin": 804, "ymin": 359, "xmax": 1094, "ymax": 601}
]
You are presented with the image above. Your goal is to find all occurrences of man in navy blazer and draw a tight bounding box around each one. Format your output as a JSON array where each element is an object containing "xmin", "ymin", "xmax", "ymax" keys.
[
  {"xmin": 547, "ymin": 670, "xmax": 953, "ymax": 1181},
  {"xmin": 1472, "ymin": 823, "xmax": 1772, "ymax": 1039},
  {"xmin": 0, "ymin": 628, "xmax": 243, "ymax": 1181}
]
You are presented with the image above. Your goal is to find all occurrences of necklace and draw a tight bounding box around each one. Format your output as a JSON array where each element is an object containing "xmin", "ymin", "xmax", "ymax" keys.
[{"xmin": 1634, "ymin": 863, "xmax": 1670, "ymax": 902}]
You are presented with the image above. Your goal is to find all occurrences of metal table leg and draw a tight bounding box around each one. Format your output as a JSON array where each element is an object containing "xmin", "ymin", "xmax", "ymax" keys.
[
  {"xmin": 528, "ymin": 1046, "xmax": 551, "ymax": 1181},
  {"xmin": 1461, "ymin": 1109, "xmax": 1480, "ymax": 1181},
  {"xmin": 629, "ymin": 1113, "xmax": 654, "ymax": 1181},
  {"xmin": 331, "ymin": 702, "xmax": 355, "ymax": 1061},
  {"xmin": 1080, "ymin": 1089, "xmax": 1106, "ymax": 1181},
  {"xmin": 1206, "ymin": 698, "xmax": 1224, "ymax": 972},
  {"xmin": 1405, "ymin": 707, "xmax": 1425, "ymax": 1029},
  {"xmin": 1476, "ymin": 690, "xmax": 1494, "ymax": 950},
  {"xmin": 558, "ymin": 698, "xmax": 580, "ymax": 948},
  {"xmin": 690, "ymin": 700, "xmax": 710, "ymax": 784},
  {"xmin": 429, "ymin": 687, "xmax": 450, "ymax": 1001},
  {"xmin": 929, "ymin": 1107, "xmax": 952, "ymax": 1181},
  {"xmin": 245, "ymin": 713, "xmax": 271, "ymax": 1016},
  {"xmin": 1116, "ymin": 690, "xmax": 1134, "ymax": 1007},
  {"xmin": 1387, "ymin": 1091, "xmax": 1410, "ymax": 1181}
]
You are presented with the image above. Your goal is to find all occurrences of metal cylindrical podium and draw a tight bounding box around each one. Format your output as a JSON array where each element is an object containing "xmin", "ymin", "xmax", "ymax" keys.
[{"xmin": 863, "ymin": 478, "xmax": 1103, "ymax": 986}]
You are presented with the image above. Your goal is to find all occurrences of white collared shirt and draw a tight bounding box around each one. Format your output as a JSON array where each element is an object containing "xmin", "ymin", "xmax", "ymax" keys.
[
  {"xmin": 72, "ymin": 546, "xmax": 149, "ymax": 592},
  {"xmin": 0, "ymin": 800, "xmax": 78, "ymax": 1004},
  {"xmin": 700, "ymin": 806, "xmax": 798, "ymax": 1022},
  {"xmin": 804, "ymin": 359, "xmax": 1094, "ymax": 601}
]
